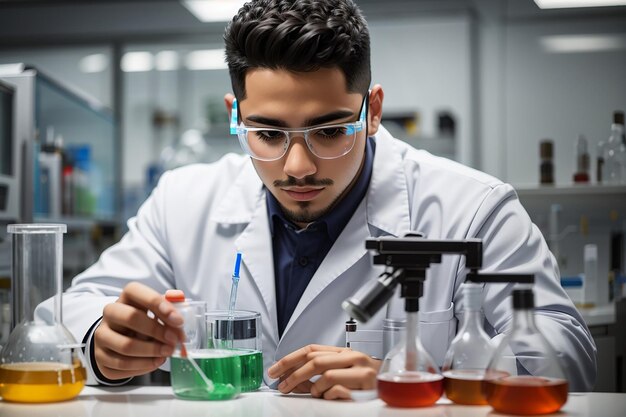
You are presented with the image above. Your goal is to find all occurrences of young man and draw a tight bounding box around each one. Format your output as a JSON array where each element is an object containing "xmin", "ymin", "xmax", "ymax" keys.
[{"xmin": 53, "ymin": 0, "xmax": 596, "ymax": 398}]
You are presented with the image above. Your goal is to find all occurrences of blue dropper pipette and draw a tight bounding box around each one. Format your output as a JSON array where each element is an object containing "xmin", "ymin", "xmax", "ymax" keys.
[
  {"xmin": 228, "ymin": 252, "xmax": 243, "ymax": 313},
  {"xmin": 226, "ymin": 253, "xmax": 242, "ymax": 348}
]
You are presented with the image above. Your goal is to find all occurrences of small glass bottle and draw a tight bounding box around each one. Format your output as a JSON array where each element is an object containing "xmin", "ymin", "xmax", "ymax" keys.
[
  {"xmin": 604, "ymin": 118, "xmax": 626, "ymax": 184},
  {"xmin": 539, "ymin": 139, "xmax": 554, "ymax": 185},
  {"xmin": 573, "ymin": 135, "xmax": 590, "ymax": 183},
  {"xmin": 377, "ymin": 311, "xmax": 443, "ymax": 407},
  {"xmin": 597, "ymin": 140, "xmax": 606, "ymax": 184},
  {"xmin": 484, "ymin": 289, "xmax": 568, "ymax": 415},
  {"xmin": 442, "ymin": 283, "xmax": 496, "ymax": 405}
]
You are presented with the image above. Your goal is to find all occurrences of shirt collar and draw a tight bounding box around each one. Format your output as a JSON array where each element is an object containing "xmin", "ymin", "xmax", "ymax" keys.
[{"xmin": 267, "ymin": 136, "xmax": 375, "ymax": 240}]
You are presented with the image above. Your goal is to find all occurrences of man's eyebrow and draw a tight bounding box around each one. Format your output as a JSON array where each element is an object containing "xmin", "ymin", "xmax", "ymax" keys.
[{"xmin": 245, "ymin": 110, "xmax": 355, "ymax": 128}]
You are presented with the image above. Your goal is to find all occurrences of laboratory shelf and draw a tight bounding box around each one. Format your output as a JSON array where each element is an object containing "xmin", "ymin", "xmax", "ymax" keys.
[
  {"xmin": 514, "ymin": 184, "xmax": 626, "ymax": 226},
  {"xmin": 34, "ymin": 216, "xmax": 118, "ymax": 230},
  {"xmin": 514, "ymin": 184, "xmax": 626, "ymax": 197}
]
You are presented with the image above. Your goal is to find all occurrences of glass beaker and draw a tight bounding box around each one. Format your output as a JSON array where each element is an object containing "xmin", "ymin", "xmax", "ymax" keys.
[
  {"xmin": 484, "ymin": 289, "xmax": 568, "ymax": 415},
  {"xmin": 0, "ymin": 224, "xmax": 86, "ymax": 403},
  {"xmin": 206, "ymin": 310, "xmax": 263, "ymax": 392},
  {"xmin": 377, "ymin": 311, "xmax": 443, "ymax": 407},
  {"xmin": 442, "ymin": 283, "xmax": 496, "ymax": 405},
  {"xmin": 168, "ymin": 299, "xmax": 243, "ymax": 401}
]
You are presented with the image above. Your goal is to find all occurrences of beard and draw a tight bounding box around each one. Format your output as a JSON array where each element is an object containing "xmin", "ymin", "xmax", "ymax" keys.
[{"xmin": 280, "ymin": 200, "xmax": 334, "ymax": 224}]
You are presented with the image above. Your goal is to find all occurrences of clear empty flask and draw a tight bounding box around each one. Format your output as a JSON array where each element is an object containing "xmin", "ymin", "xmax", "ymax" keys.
[
  {"xmin": 484, "ymin": 289, "xmax": 568, "ymax": 415},
  {"xmin": 0, "ymin": 224, "xmax": 86, "ymax": 403},
  {"xmin": 377, "ymin": 311, "xmax": 443, "ymax": 407},
  {"xmin": 442, "ymin": 283, "xmax": 496, "ymax": 405}
]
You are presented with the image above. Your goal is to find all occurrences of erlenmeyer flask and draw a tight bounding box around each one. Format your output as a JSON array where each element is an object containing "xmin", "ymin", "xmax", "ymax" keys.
[
  {"xmin": 0, "ymin": 224, "xmax": 86, "ymax": 403},
  {"xmin": 377, "ymin": 311, "xmax": 443, "ymax": 407},
  {"xmin": 484, "ymin": 289, "xmax": 568, "ymax": 415},
  {"xmin": 442, "ymin": 282, "xmax": 496, "ymax": 405}
]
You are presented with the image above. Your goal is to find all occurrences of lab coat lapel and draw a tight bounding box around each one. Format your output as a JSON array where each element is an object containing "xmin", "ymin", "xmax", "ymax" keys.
[
  {"xmin": 280, "ymin": 198, "xmax": 371, "ymax": 339},
  {"xmin": 212, "ymin": 160, "xmax": 279, "ymax": 347},
  {"xmin": 234, "ymin": 195, "xmax": 279, "ymax": 347}
]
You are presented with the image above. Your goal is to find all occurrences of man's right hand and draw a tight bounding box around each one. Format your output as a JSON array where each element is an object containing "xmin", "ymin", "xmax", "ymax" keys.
[{"xmin": 93, "ymin": 282, "xmax": 184, "ymax": 380}]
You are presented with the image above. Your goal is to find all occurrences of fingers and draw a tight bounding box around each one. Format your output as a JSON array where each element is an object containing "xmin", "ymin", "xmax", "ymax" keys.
[
  {"xmin": 104, "ymin": 302, "xmax": 179, "ymax": 345},
  {"xmin": 277, "ymin": 350, "xmax": 372, "ymax": 393},
  {"xmin": 94, "ymin": 322, "xmax": 169, "ymax": 380},
  {"xmin": 310, "ymin": 367, "xmax": 377, "ymax": 398},
  {"xmin": 321, "ymin": 384, "xmax": 352, "ymax": 401},
  {"xmin": 96, "ymin": 321, "xmax": 175, "ymax": 358},
  {"xmin": 268, "ymin": 344, "xmax": 346, "ymax": 379},
  {"xmin": 118, "ymin": 282, "xmax": 183, "ymax": 327},
  {"xmin": 94, "ymin": 283, "xmax": 186, "ymax": 382}
]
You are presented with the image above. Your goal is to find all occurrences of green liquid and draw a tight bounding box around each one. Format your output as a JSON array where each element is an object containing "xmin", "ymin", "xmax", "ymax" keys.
[
  {"xmin": 170, "ymin": 350, "xmax": 241, "ymax": 401},
  {"xmin": 237, "ymin": 350, "xmax": 263, "ymax": 392}
]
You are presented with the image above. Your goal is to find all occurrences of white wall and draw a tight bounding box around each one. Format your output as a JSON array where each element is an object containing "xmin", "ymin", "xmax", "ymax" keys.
[
  {"xmin": 502, "ymin": 18, "xmax": 626, "ymax": 185},
  {"xmin": 0, "ymin": 47, "xmax": 112, "ymax": 108},
  {"xmin": 369, "ymin": 15, "xmax": 473, "ymax": 165}
]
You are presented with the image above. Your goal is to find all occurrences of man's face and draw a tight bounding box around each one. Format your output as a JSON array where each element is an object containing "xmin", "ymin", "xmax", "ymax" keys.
[{"xmin": 238, "ymin": 67, "xmax": 368, "ymax": 227}]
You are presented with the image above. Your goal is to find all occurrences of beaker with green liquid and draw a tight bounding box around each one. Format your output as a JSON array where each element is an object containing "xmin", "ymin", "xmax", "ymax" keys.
[
  {"xmin": 168, "ymin": 298, "xmax": 243, "ymax": 401},
  {"xmin": 206, "ymin": 310, "xmax": 263, "ymax": 392}
]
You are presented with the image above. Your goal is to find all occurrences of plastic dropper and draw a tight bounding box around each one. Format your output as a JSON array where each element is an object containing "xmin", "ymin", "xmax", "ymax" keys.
[
  {"xmin": 165, "ymin": 290, "xmax": 214, "ymax": 392},
  {"xmin": 228, "ymin": 252, "xmax": 243, "ymax": 313}
]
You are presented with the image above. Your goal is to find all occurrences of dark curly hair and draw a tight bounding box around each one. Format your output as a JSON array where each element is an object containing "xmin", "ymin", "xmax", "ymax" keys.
[{"xmin": 224, "ymin": 0, "xmax": 371, "ymax": 100}]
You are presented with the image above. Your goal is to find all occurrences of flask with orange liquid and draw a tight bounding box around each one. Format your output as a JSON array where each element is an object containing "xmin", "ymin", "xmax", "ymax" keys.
[
  {"xmin": 0, "ymin": 224, "xmax": 86, "ymax": 403},
  {"xmin": 442, "ymin": 273, "xmax": 535, "ymax": 405},
  {"xmin": 484, "ymin": 288, "xmax": 569, "ymax": 415}
]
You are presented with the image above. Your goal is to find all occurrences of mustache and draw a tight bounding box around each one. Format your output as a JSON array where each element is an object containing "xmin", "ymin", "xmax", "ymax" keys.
[{"xmin": 273, "ymin": 176, "xmax": 334, "ymax": 187}]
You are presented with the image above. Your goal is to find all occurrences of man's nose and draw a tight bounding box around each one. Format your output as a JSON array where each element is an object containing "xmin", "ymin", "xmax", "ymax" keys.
[{"xmin": 282, "ymin": 136, "xmax": 317, "ymax": 179}]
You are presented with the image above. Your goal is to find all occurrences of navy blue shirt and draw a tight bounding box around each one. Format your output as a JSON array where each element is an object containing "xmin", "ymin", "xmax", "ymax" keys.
[{"xmin": 267, "ymin": 137, "xmax": 375, "ymax": 337}]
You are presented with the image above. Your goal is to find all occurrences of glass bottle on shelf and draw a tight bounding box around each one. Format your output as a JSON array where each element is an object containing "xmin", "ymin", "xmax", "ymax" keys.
[
  {"xmin": 377, "ymin": 310, "xmax": 443, "ymax": 407},
  {"xmin": 604, "ymin": 113, "xmax": 626, "ymax": 184},
  {"xmin": 573, "ymin": 135, "xmax": 590, "ymax": 183},
  {"xmin": 0, "ymin": 224, "xmax": 86, "ymax": 403},
  {"xmin": 539, "ymin": 139, "xmax": 554, "ymax": 185},
  {"xmin": 442, "ymin": 282, "xmax": 496, "ymax": 405},
  {"xmin": 484, "ymin": 288, "xmax": 568, "ymax": 415},
  {"xmin": 596, "ymin": 140, "xmax": 606, "ymax": 184}
]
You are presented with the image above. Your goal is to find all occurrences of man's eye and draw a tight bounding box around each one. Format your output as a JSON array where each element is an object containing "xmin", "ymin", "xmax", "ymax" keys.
[
  {"xmin": 315, "ymin": 127, "xmax": 347, "ymax": 139},
  {"xmin": 255, "ymin": 130, "xmax": 284, "ymax": 141}
]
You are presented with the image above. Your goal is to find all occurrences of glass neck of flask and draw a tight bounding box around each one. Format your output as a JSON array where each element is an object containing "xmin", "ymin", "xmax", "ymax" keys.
[
  {"xmin": 512, "ymin": 308, "xmax": 537, "ymax": 332},
  {"xmin": 461, "ymin": 283, "xmax": 482, "ymax": 332},
  {"xmin": 405, "ymin": 311, "xmax": 419, "ymax": 371},
  {"xmin": 11, "ymin": 231, "xmax": 63, "ymax": 326}
]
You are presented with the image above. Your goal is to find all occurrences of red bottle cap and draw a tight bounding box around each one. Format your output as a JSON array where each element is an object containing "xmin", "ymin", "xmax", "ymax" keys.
[{"xmin": 165, "ymin": 289, "xmax": 185, "ymax": 303}]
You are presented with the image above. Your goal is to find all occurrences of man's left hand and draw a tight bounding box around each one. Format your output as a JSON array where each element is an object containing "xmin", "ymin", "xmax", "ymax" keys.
[{"xmin": 267, "ymin": 344, "xmax": 380, "ymax": 400}]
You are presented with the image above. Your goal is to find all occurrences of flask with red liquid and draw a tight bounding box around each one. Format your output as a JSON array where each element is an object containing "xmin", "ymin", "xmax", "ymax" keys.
[
  {"xmin": 484, "ymin": 288, "xmax": 568, "ymax": 415},
  {"xmin": 377, "ymin": 311, "xmax": 443, "ymax": 407}
]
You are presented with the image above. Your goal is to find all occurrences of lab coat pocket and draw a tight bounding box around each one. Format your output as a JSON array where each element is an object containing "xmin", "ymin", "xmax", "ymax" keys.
[{"xmin": 419, "ymin": 303, "xmax": 456, "ymax": 367}]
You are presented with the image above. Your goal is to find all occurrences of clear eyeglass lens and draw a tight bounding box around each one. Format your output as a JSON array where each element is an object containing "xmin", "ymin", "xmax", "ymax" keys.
[{"xmin": 243, "ymin": 125, "xmax": 357, "ymax": 160}]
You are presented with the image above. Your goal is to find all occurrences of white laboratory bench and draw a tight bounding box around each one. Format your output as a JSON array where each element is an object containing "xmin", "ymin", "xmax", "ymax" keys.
[{"xmin": 1, "ymin": 386, "xmax": 625, "ymax": 417}]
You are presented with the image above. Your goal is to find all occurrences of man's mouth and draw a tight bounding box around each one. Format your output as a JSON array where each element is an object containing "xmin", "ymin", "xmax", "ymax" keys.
[{"xmin": 281, "ymin": 187, "xmax": 324, "ymax": 201}]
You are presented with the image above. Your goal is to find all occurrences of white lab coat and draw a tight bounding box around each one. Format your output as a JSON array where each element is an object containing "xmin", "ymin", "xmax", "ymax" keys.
[{"xmin": 52, "ymin": 126, "xmax": 596, "ymax": 391}]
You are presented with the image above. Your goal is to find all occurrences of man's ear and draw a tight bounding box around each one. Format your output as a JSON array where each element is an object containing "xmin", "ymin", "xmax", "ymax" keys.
[
  {"xmin": 224, "ymin": 93, "xmax": 235, "ymax": 119},
  {"xmin": 367, "ymin": 85, "xmax": 384, "ymax": 136}
]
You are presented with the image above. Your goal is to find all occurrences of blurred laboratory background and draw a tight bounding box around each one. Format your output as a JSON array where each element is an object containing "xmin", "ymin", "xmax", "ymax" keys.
[{"xmin": 0, "ymin": 0, "xmax": 624, "ymax": 391}]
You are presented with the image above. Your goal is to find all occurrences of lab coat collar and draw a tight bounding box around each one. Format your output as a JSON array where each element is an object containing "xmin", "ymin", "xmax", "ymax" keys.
[
  {"xmin": 366, "ymin": 125, "xmax": 412, "ymax": 237},
  {"xmin": 210, "ymin": 157, "xmax": 264, "ymax": 224}
]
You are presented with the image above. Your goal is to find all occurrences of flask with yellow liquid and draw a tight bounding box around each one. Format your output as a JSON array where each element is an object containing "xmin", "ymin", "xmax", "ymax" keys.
[{"xmin": 0, "ymin": 224, "xmax": 86, "ymax": 403}]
